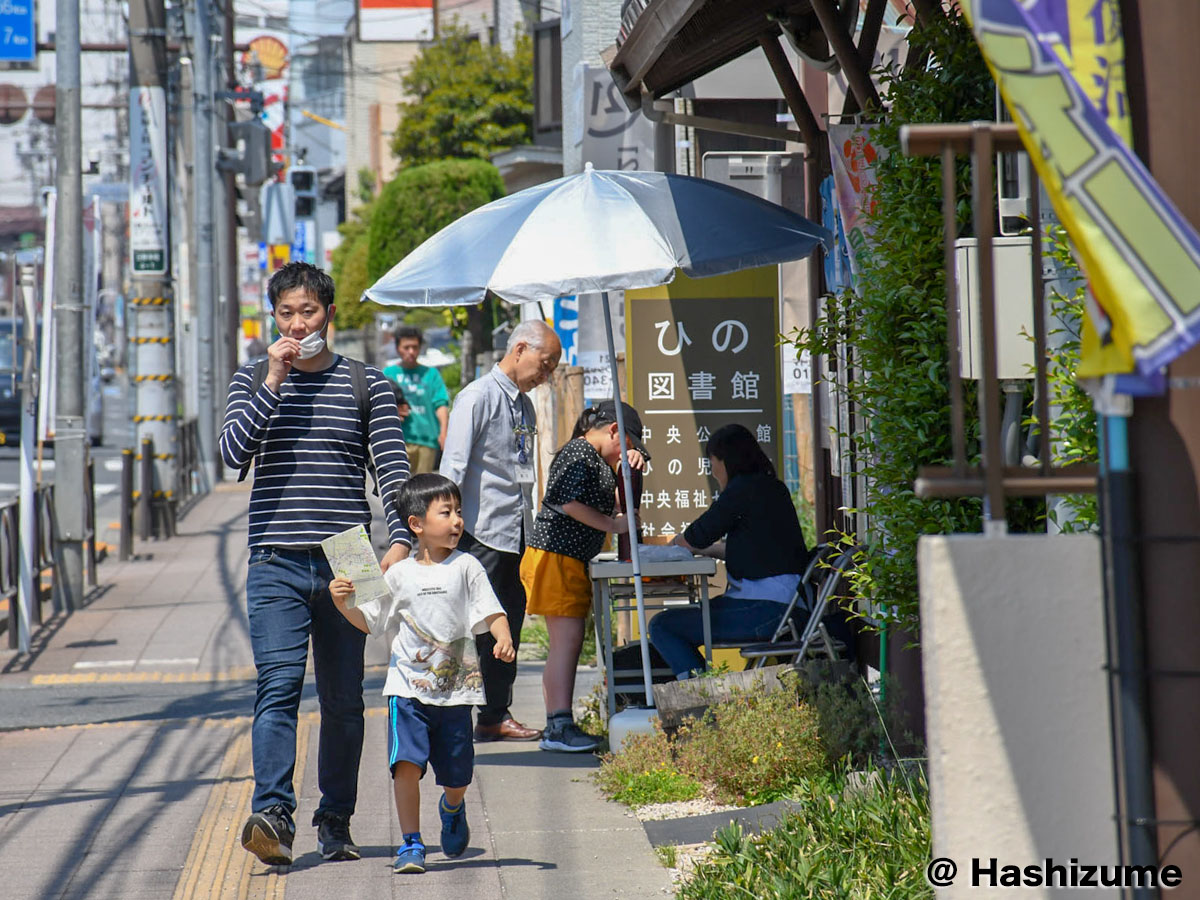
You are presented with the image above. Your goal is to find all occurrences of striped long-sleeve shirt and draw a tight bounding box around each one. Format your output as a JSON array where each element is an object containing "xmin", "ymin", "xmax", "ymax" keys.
[{"xmin": 219, "ymin": 355, "xmax": 411, "ymax": 548}]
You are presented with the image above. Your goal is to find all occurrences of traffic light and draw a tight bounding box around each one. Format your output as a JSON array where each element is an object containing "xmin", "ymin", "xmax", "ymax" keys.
[
  {"xmin": 288, "ymin": 166, "xmax": 317, "ymax": 219},
  {"xmin": 223, "ymin": 119, "xmax": 278, "ymax": 187}
]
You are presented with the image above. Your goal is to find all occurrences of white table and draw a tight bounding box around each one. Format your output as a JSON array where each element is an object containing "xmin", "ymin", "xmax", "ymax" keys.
[{"xmin": 589, "ymin": 556, "xmax": 717, "ymax": 717}]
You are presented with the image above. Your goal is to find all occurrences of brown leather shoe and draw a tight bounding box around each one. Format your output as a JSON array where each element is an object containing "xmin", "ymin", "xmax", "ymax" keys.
[{"xmin": 474, "ymin": 718, "xmax": 543, "ymax": 742}]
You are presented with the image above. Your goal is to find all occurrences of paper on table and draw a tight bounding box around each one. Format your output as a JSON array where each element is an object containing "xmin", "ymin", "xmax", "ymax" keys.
[
  {"xmin": 319, "ymin": 525, "xmax": 390, "ymax": 609},
  {"xmin": 634, "ymin": 543, "xmax": 696, "ymax": 563}
]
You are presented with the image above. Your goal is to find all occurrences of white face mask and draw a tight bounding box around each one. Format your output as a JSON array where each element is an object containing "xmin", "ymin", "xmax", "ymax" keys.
[{"xmin": 297, "ymin": 329, "xmax": 326, "ymax": 360}]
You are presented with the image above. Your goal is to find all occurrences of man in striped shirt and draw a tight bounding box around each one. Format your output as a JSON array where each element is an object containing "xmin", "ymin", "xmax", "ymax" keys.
[{"xmin": 220, "ymin": 262, "xmax": 411, "ymax": 867}]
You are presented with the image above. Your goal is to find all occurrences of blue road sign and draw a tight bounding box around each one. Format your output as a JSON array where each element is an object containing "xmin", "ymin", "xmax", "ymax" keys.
[{"xmin": 0, "ymin": 0, "xmax": 36, "ymax": 63}]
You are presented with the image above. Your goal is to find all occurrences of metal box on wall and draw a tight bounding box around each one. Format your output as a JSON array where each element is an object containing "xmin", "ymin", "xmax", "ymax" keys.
[
  {"xmin": 955, "ymin": 235, "xmax": 1036, "ymax": 381},
  {"xmin": 701, "ymin": 152, "xmax": 805, "ymax": 212}
]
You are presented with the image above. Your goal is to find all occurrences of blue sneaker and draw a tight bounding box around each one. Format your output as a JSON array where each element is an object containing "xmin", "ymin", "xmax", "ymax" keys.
[
  {"xmin": 439, "ymin": 794, "xmax": 470, "ymax": 858},
  {"xmin": 394, "ymin": 841, "xmax": 426, "ymax": 874}
]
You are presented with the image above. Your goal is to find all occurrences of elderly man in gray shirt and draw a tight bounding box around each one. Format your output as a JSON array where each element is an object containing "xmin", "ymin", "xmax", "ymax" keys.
[{"xmin": 440, "ymin": 319, "xmax": 563, "ymax": 741}]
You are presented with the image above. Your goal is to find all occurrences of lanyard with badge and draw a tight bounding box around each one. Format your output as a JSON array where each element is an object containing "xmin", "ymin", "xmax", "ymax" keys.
[{"xmin": 493, "ymin": 370, "xmax": 537, "ymax": 484}]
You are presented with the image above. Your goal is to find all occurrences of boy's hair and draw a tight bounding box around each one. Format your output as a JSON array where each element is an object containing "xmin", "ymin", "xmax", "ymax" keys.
[
  {"xmin": 394, "ymin": 325, "xmax": 424, "ymax": 346},
  {"xmin": 390, "ymin": 381, "xmax": 407, "ymax": 407},
  {"xmin": 393, "ymin": 473, "xmax": 461, "ymax": 525},
  {"xmin": 267, "ymin": 261, "xmax": 335, "ymax": 309}
]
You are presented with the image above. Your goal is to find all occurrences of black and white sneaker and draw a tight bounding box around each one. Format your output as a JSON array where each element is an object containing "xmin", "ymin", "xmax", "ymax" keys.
[
  {"xmin": 539, "ymin": 721, "xmax": 601, "ymax": 753},
  {"xmin": 241, "ymin": 805, "xmax": 295, "ymax": 866},
  {"xmin": 315, "ymin": 811, "xmax": 361, "ymax": 861}
]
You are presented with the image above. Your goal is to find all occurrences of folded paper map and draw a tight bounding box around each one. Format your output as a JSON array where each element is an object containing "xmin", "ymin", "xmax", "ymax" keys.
[{"xmin": 319, "ymin": 525, "xmax": 390, "ymax": 609}]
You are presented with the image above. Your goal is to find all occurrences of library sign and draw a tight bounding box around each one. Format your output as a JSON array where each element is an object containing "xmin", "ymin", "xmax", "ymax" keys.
[{"xmin": 627, "ymin": 267, "xmax": 781, "ymax": 539}]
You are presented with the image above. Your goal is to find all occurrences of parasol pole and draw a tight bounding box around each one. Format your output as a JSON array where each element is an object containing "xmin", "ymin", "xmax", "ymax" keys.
[{"xmin": 600, "ymin": 291, "xmax": 655, "ymax": 707}]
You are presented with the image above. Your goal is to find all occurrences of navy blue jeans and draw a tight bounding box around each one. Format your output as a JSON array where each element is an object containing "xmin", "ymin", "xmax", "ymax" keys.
[
  {"xmin": 246, "ymin": 546, "xmax": 366, "ymax": 821},
  {"xmin": 648, "ymin": 595, "xmax": 789, "ymax": 678}
]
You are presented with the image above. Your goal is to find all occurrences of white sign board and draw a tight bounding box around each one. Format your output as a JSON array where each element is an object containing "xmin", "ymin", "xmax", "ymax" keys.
[
  {"xmin": 579, "ymin": 65, "xmax": 657, "ymax": 171},
  {"xmin": 129, "ymin": 86, "xmax": 169, "ymax": 274},
  {"xmin": 577, "ymin": 292, "xmax": 625, "ymax": 401},
  {"xmin": 783, "ymin": 348, "xmax": 811, "ymax": 395},
  {"xmin": 358, "ymin": 0, "xmax": 433, "ymax": 42}
]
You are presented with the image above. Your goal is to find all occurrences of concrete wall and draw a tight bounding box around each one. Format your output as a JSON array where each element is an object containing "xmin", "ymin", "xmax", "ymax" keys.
[{"xmin": 918, "ymin": 534, "xmax": 1117, "ymax": 897}]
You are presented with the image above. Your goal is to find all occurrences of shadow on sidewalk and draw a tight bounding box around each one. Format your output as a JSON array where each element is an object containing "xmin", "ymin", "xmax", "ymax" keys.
[
  {"xmin": 474, "ymin": 748, "xmax": 601, "ymax": 770},
  {"xmin": 1, "ymin": 584, "xmax": 115, "ymax": 675}
]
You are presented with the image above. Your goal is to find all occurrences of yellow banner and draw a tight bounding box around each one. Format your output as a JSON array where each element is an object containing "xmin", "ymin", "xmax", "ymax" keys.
[{"xmin": 961, "ymin": 0, "xmax": 1200, "ymax": 376}]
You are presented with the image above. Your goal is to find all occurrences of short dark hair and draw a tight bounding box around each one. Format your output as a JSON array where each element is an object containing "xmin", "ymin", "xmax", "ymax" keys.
[
  {"xmin": 394, "ymin": 325, "xmax": 424, "ymax": 347},
  {"xmin": 267, "ymin": 261, "xmax": 335, "ymax": 309},
  {"xmin": 393, "ymin": 473, "xmax": 461, "ymax": 524},
  {"xmin": 704, "ymin": 423, "xmax": 775, "ymax": 480},
  {"xmin": 390, "ymin": 381, "xmax": 407, "ymax": 407}
]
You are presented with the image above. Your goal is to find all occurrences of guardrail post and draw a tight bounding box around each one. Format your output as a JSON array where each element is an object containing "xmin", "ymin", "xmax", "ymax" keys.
[
  {"xmin": 85, "ymin": 457, "xmax": 97, "ymax": 587},
  {"xmin": 120, "ymin": 448, "xmax": 134, "ymax": 560},
  {"xmin": 4, "ymin": 503, "xmax": 17, "ymax": 649},
  {"xmin": 139, "ymin": 436, "xmax": 154, "ymax": 541}
]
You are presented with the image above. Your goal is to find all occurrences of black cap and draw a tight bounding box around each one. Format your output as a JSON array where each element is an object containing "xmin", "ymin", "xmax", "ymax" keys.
[{"xmin": 591, "ymin": 400, "xmax": 651, "ymax": 461}]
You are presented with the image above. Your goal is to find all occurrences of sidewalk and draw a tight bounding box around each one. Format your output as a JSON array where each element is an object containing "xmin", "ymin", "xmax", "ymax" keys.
[{"xmin": 0, "ymin": 482, "xmax": 671, "ymax": 900}]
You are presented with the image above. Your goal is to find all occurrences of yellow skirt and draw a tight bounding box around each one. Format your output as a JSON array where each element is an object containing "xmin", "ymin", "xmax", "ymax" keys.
[{"xmin": 520, "ymin": 547, "xmax": 592, "ymax": 619}]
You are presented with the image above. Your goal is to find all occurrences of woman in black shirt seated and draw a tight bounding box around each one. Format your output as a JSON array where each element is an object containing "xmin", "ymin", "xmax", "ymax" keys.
[{"xmin": 649, "ymin": 423, "xmax": 811, "ymax": 679}]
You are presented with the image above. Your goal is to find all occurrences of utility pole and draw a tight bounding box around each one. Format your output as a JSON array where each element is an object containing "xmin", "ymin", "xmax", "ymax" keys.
[
  {"xmin": 129, "ymin": 0, "xmax": 178, "ymax": 533},
  {"xmin": 214, "ymin": 1, "xmax": 239, "ymax": 422},
  {"xmin": 53, "ymin": 0, "xmax": 87, "ymax": 611},
  {"xmin": 193, "ymin": 0, "xmax": 217, "ymax": 488},
  {"xmin": 1120, "ymin": 0, "xmax": 1200, "ymax": 880}
]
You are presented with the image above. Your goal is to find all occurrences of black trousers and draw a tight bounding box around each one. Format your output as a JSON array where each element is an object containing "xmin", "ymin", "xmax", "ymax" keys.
[{"xmin": 459, "ymin": 530, "xmax": 526, "ymax": 725}]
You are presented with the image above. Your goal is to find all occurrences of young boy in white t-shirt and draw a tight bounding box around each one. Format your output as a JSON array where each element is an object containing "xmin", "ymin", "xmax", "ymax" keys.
[{"xmin": 330, "ymin": 473, "xmax": 516, "ymax": 874}]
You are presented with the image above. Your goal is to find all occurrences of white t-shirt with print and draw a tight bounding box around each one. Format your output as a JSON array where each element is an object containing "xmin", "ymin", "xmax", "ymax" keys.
[{"xmin": 357, "ymin": 550, "xmax": 505, "ymax": 707}]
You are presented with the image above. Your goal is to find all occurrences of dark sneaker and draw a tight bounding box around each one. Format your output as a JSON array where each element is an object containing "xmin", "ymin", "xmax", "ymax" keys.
[
  {"xmin": 539, "ymin": 721, "xmax": 600, "ymax": 753},
  {"xmin": 439, "ymin": 794, "xmax": 469, "ymax": 858},
  {"xmin": 241, "ymin": 805, "xmax": 295, "ymax": 866},
  {"xmin": 394, "ymin": 842, "xmax": 427, "ymax": 874},
  {"xmin": 314, "ymin": 811, "xmax": 361, "ymax": 861}
]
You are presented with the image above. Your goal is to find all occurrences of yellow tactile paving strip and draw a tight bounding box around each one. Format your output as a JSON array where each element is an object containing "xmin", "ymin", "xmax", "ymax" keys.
[
  {"xmin": 29, "ymin": 664, "xmax": 389, "ymax": 686},
  {"xmin": 172, "ymin": 707, "xmax": 389, "ymax": 899},
  {"xmin": 172, "ymin": 716, "xmax": 311, "ymax": 900},
  {"xmin": 32, "ymin": 668, "xmax": 260, "ymax": 685}
]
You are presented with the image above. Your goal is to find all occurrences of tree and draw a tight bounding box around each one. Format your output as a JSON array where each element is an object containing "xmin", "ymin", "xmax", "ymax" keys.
[
  {"xmin": 367, "ymin": 158, "xmax": 508, "ymax": 379},
  {"xmin": 391, "ymin": 24, "xmax": 533, "ymax": 167},
  {"xmin": 330, "ymin": 168, "xmax": 382, "ymax": 333}
]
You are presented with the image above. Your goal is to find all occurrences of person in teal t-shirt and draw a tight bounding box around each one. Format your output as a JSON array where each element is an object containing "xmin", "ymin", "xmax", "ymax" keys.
[{"xmin": 383, "ymin": 326, "xmax": 450, "ymax": 474}]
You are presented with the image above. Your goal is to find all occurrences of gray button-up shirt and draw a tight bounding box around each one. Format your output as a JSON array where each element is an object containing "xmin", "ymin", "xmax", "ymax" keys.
[{"xmin": 439, "ymin": 365, "xmax": 536, "ymax": 554}]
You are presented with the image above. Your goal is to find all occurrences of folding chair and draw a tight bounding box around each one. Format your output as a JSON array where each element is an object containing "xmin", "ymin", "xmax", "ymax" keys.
[
  {"xmin": 707, "ymin": 543, "xmax": 833, "ymax": 666},
  {"xmin": 738, "ymin": 543, "xmax": 860, "ymax": 669}
]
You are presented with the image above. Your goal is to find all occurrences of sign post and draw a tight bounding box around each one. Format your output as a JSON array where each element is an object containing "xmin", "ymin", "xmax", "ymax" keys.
[
  {"xmin": 627, "ymin": 267, "xmax": 782, "ymax": 541},
  {"xmin": 0, "ymin": 0, "xmax": 36, "ymax": 63}
]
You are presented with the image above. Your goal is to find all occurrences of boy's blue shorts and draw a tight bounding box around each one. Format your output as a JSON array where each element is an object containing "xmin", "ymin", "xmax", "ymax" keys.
[{"xmin": 387, "ymin": 696, "xmax": 474, "ymax": 788}]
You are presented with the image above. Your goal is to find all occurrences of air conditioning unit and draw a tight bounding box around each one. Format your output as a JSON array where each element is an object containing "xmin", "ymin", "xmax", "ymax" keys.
[
  {"xmin": 955, "ymin": 235, "xmax": 1035, "ymax": 381},
  {"xmin": 701, "ymin": 152, "xmax": 805, "ymax": 212}
]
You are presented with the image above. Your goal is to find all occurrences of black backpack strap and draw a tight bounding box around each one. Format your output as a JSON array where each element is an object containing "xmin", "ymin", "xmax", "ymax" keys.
[
  {"xmin": 238, "ymin": 359, "xmax": 270, "ymax": 482},
  {"xmin": 346, "ymin": 358, "xmax": 378, "ymax": 496}
]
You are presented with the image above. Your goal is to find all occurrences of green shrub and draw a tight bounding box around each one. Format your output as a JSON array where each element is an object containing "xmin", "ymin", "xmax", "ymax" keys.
[
  {"xmin": 366, "ymin": 158, "xmax": 506, "ymax": 283},
  {"xmin": 673, "ymin": 680, "xmax": 825, "ymax": 805},
  {"xmin": 790, "ymin": 6, "xmax": 997, "ymax": 634},
  {"xmin": 681, "ymin": 770, "xmax": 933, "ymax": 900},
  {"xmin": 594, "ymin": 727, "xmax": 703, "ymax": 806},
  {"xmin": 575, "ymin": 682, "xmax": 609, "ymax": 741},
  {"xmin": 794, "ymin": 663, "xmax": 917, "ymax": 769},
  {"xmin": 596, "ymin": 674, "xmax": 825, "ymax": 807},
  {"xmin": 1037, "ymin": 225, "xmax": 1098, "ymax": 532}
]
